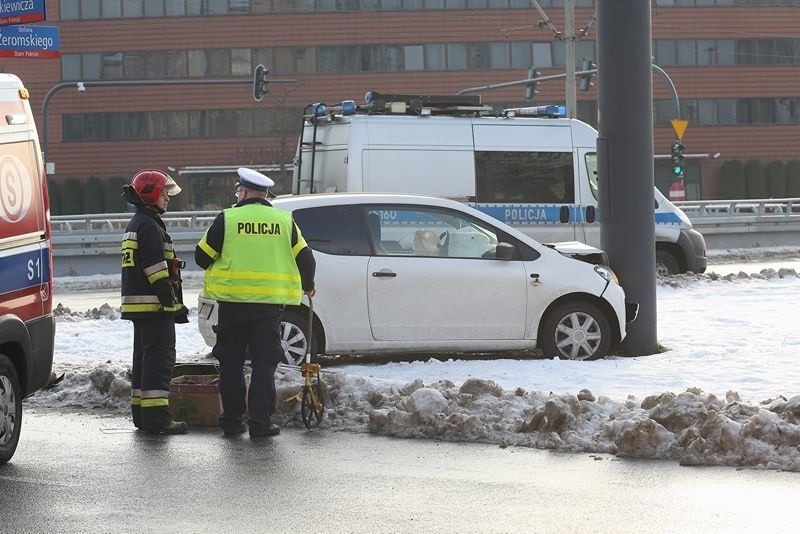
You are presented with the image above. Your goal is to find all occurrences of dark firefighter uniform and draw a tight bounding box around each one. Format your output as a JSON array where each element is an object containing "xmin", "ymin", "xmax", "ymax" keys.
[
  {"xmin": 195, "ymin": 193, "xmax": 315, "ymax": 435},
  {"xmin": 121, "ymin": 208, "xmax": 184, "ymax": 430}
]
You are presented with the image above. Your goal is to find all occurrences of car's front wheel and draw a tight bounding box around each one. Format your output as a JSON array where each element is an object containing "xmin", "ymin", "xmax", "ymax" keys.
[
  {"xmin": 279, "ymin": 310, "xmax": 318, "ymax": 366},
  {"xmin": 0, "ymin": 354, "xmax": 22, "ymax": 465},
  {"xmin": 539, "ymin": 301, "xmax": 612, "ymax": 361}
]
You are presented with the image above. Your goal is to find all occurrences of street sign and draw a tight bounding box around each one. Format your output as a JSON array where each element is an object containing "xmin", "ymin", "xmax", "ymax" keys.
[
  {"xmin": 0, "ymin": 25, "xmax": 59, "ymax": 58},
  {"xmin": 0, "ymin": 0, "xmax": 46, "ymax": 27},
  {"xmin": 671, "ymin": 118, "xmax": 689, "ymax": 140}
]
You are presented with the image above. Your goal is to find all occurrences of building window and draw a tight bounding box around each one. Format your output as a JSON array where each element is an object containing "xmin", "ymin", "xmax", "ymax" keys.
[{"xmin": 62, "ymin": 108, "xmax": 304, "ymax": 141}]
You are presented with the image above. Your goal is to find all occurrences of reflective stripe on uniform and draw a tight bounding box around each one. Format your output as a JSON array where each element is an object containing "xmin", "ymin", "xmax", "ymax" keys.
[
  {"xmin": 144, "ymin": 261, "xmax": 168, "ymax": 276},
  {"xmin": 142, "ymin": 389, "xmax": 170, "ymax": 398},
  {"xmin": 197, "ymin": 239, "xmax": 218, "ymax": 260},
  {"xmin": 122, "ymin": 295, "xmax": 161, "ymax": 304},
  {"xmin": 141, "ymin": 389, "xmax": 169, "ymax": 408},
  {"xmin": 131, "ymin": 388, "xmax": 142, "ymax": 406},
  {"xmin": 141, "ymin": 398, "xmax": 169, "ymax": 408},
  {"xmin": 204, "ymin": 283, "xmax": 301, "ymax": 298}
]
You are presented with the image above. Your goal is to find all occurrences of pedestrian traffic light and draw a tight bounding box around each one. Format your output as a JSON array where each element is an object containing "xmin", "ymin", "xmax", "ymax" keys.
[
  {"xmin": 579, "ymin": 58, "xmax": 596, "ymax": 92},
  {"xmin": 253, "ymin": 64, "xmax": 269, "ymax": 102},
  {"xmin": 524, "ymin": 66, "xmax": 540, "ymax": 101},
  {"xmin": 671, "ymin": 140, "xmax": 685, "ymax": 177}
]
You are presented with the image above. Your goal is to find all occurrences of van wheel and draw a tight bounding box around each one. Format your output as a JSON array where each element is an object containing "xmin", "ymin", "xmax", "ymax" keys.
[
  {"xmin": 539, "ymin": 301, "xmax": 611, "ymax": 361},
  {"xmin": 656, "ymin": 250, "xmax": 680, "ymax": 276},
  {"xmin": 0, "ymin": 354, "xmax": 22, "ymax": 465},
  {"xmin": 280, "ymin": 311, "xmax": 318, "ymax": 366}
]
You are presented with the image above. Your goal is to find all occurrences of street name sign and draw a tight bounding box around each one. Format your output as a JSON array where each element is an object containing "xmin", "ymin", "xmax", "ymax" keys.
[
  {"xmin": 0, "ymin": 24, "xmax": 59, "ymax": 58},
  {"xmin": 0, "ymin": 0, "xmax": 46, "ymax": 27}
]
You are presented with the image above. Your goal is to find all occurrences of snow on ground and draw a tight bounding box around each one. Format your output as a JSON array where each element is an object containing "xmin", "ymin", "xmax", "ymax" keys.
[{"xmin": 31, "ymin": 253, "xmax": 800, "ymax": 472}]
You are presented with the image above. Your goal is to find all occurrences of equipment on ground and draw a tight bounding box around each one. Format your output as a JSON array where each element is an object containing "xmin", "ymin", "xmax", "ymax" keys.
[{"xmin": 285, "ymin": 297, "xmax": 324, "ymax": 429}]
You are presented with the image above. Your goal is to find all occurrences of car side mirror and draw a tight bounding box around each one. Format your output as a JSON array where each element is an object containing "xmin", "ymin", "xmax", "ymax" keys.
[
  {"xmin": 585, "ymin": 205, "xmax": 596, "ymax": 223},
  {"xmin": 495, "ymin": 242, "xmax": 516, "ymax": 260}
]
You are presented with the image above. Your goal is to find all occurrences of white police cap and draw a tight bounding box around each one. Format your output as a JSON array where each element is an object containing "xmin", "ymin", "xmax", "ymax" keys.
[{"xmin": 236, "ymin": 167, "xmax": 274, "ymax": 192}]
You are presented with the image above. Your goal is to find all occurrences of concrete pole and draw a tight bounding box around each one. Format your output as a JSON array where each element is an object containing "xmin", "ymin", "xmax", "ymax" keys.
[
  {"xmin": 564, "ymin": 0, "xmax": 577, "ymax": 118},
  {"xmin": 596, "ymin": 0, "xmax": 658, "ymax": 355}
]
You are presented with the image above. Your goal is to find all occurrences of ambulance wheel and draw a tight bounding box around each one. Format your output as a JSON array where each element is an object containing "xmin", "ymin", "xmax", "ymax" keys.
[
  {"xmin": 539, "ymin": 301, "xmax": 611, "ymax": 361},
  {"xmin": 0, "ymin": 354, "xmax": 22, "ymax": 465},
  {"xmin": 280, "ymin": 311, "xmax": 317, "ymax": 366},
  {"xmin": 656, "ymin": 250, "xmax": 680, "ymax": 276}
]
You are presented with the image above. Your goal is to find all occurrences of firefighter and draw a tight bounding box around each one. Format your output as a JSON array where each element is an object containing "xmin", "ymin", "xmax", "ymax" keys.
[
  {"xmin": 121, "ymin": 169, "xmax": 190, "ymax": 434},
  {"xmin": 195, "ymin": 168, "xmax": 316, "ymax": 438}
]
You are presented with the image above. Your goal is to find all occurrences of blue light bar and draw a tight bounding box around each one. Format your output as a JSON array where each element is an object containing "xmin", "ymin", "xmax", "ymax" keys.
[
  {"xmin": 341, "ymin": 100, "xmax": 356, "ymax": 116},
  {"xmin": 312, "ymin": 103, "xmax": 326, "ymax": 118},
  {"xmin": 505, "ymin": 104, "xmax": 566, "ymax": 118}
]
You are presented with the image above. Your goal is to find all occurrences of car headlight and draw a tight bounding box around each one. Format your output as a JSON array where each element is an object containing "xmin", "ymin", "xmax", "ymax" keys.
[{"xmin": 594, "ymin": 265, "xmax": 619, "ymax": 285}]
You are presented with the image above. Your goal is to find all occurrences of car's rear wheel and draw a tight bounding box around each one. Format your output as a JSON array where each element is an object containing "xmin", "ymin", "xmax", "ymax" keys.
[
  {"xmin": 0, "ymin": 354, "xmax": 22, "ymax": 465},
  {"xmin": 279, "ymin": 310, "xmax": 318, "ymax": 366},
  {"xmin": 539, "ymin": 301, "xmax": 612, "ymax": 361}
]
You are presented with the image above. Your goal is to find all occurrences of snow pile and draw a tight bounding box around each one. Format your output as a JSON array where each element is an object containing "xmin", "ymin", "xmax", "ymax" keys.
[
  {"xmin": 31, "ymin": 362, "xmax": 800, "ymax": 472},
  {"xmin": 29, "ymin": 362, "xmax": 131, "ymax": 411}
]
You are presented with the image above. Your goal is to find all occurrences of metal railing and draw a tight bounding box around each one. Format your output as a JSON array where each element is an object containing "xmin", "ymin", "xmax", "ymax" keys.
[{"xmin": 674, "ymin": 198, "xmax": 800, "ymax": 220}]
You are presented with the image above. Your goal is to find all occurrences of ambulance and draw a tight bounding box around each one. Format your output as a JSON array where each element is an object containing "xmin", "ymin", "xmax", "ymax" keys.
[
  {"xmin": 292, "ymin": 92, "xmax": 707, "ymax": 275},
  {"xmin": 0, "ymin": 74, "xmax": 55, "ymax": 465}
]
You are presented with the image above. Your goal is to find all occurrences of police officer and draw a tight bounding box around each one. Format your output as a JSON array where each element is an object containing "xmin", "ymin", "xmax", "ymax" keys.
[
  {"xmin": 195, "ymin": 168, "xmax": 316, "ymax": 438},
  {"xmin": 121, "ymin": 169, "xmax": 190, "ymax": 435}
]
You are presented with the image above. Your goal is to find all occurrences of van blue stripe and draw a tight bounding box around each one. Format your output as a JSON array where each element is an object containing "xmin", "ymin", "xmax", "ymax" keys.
[
  {"xmin": 0, "ymin": 247, "xmax": 51, "ymax": 295},
  {"xmin": 475, "ymin": 204, "xmax": 585, "ymax": 225},
  {"xmin": 655, "ymin": 212, "xmax": 683, "ymax": 225}
]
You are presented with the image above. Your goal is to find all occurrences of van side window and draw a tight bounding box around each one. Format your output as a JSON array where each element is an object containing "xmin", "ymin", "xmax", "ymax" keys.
[
  {"xmin": 293, "ymin": 205, "xmax": 372, "ymax": 256},
  {"xmin": 585, "ymin": 152, "xmax": 599, "ymax": 200},
  {"xmin": 474, "ymin": 151, "xmax": 575, "ymax": 204}
]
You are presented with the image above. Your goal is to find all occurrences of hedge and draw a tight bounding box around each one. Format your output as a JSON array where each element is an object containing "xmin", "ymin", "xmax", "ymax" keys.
[
  {"xmin": 717, "ymin": 160, "xmax": 746, "ymax": 199},
  {"xmin": 60, "ymin": 178, "xmax": 84, "ymax": 215}
]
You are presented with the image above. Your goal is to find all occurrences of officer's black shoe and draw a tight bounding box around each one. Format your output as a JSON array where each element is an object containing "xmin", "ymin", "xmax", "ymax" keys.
[
  {"xmin": 145, "ymin": 420, "xmax": 189, "ymax": 435},
  {"xmin": 249, "ymin": 423, "xmax": 281, "ymax": 438},
  {"xmin": 222, "ymin": 421, "xmax": 247, "ymax": 436}
]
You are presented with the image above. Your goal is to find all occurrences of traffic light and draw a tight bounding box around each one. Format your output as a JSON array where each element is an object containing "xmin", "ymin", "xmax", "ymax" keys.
[
  {"xmin": 253, "ymin": 64, "xmax": 269, "ymax": 102},
  {"xmin": 670, "ymin": 140, "xmax": 685, "ymax": 177},
  {"xmin": 524, "ymin": 66, "xmax": 540, "ymax": 101},
  {"xmin": 579, "ymin": 58, "xmax": 596, "ymax": 92}
]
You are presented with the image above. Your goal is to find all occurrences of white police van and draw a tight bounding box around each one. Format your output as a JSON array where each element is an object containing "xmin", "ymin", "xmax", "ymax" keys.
[
  {"xmin": 292, "ymin": 92, "xmax": 707, "ymax": 275},
  {"xmin": 0, "ymin": 74, "xmax": 55, "ymax": 465}
]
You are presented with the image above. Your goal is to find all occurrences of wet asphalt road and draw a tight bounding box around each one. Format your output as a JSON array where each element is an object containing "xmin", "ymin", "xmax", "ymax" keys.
[{"xmin": 1, "ymin": 409, "xmax": 799, "ymax": 533}]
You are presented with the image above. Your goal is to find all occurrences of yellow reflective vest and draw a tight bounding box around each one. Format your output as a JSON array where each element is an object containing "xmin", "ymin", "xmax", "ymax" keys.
[{"xmin": 199, "ymin": 204, "xmax": 306, "ymax": 305}]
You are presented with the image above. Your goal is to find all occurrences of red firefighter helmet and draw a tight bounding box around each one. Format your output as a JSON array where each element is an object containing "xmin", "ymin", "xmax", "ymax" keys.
[{"xmin": 130, "ymin": 169, "xmax": 181, "ymax": 206}]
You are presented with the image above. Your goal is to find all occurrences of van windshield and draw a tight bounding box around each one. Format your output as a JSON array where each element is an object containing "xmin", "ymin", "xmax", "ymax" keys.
[{"xmin": 585, "ymin": 152, "xmax": 598, "ymax": 200}]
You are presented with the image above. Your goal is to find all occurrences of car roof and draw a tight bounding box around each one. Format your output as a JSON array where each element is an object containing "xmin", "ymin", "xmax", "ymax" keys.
[{"xmin": 272, "ymin": 192, "xmax": 466, "ymax": 210}]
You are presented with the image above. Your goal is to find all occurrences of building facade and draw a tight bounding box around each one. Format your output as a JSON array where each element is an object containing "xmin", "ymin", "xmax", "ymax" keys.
[{"xmin": 6, "ymin": 0, "xmax": 800, "ymax": 212}]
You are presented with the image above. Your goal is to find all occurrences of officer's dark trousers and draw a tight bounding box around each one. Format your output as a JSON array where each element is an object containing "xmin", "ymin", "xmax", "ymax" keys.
[
  {"xmin": 213, "ymin": 301, "xmax": 284, "ymax": 431},
  {"xmin": 131, "ymin": 317, "xmax": 176, "ymax": 430}
]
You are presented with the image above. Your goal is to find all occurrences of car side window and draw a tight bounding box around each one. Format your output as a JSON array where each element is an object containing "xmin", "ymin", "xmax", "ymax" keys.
[
  {"xmin": 366, "ymin": 205, "xmax": 503, "ymax": 260},
  {"xmin": 293, "ymin": 205, "xmax": 372, "ymax": 256}
]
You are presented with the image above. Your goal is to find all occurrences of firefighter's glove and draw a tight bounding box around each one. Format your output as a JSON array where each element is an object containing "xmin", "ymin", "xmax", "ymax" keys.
[
  {"xmin": 174, "ymin": 305, "xmax": 190, "ymax": 324},
  {"xmin": 153, "ymin": 279, "xmax": 178, "ymax": 308}
]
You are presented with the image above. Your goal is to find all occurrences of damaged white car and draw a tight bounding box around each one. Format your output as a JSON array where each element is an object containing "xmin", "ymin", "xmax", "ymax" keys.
[{"xmin": 198, "ymin": 193, "xmax": 637, "ymax": 363}]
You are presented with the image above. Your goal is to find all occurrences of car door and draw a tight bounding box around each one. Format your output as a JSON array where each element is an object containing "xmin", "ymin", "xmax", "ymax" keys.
[{"xmin": 365, "ymin": 204, "xmax": 527, "ymax": 342}]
